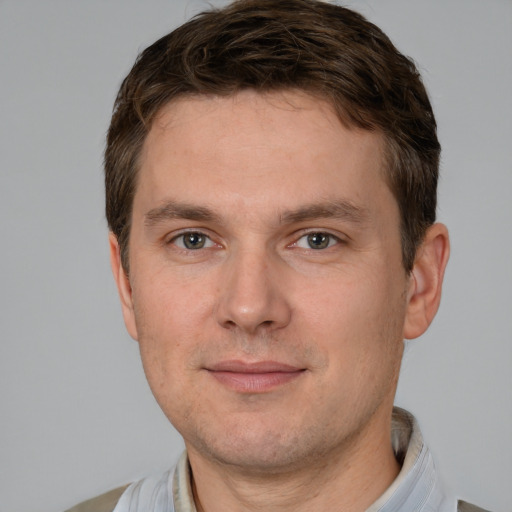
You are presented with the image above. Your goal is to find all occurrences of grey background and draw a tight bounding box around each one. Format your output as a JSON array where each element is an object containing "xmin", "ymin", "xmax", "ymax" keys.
[{"xmin": 1, "ymin": 1, "xmax": 510, "ymax": 511}]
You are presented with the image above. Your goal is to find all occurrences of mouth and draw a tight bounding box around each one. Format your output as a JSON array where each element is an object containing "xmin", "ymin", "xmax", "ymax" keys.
[{"xmin": 204, "ymin": 360, "xmax": 306, "ymax": 393}]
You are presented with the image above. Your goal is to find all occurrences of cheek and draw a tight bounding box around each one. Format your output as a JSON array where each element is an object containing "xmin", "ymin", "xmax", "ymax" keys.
[
  {"xmin": 130, "ymin": 274, "xmax": 214, "ymax": 391},
  {"xmin": 298, "ymin": 269, "xmax": 406, "ymax": 370},
  {"xmin": 133, "ymin": 265, "xmax": 215, "ymax": 333}
]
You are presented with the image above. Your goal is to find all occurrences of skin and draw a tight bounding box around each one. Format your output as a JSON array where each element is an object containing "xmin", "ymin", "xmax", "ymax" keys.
[{"xmin": 110, "ymin": 90, "xmax": 449, "ymax": 512}]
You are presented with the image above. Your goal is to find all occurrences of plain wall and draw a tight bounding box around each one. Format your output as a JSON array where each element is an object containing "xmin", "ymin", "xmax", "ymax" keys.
[{"xmin": 1, "ymin": 1, "xmax": 510, "ymax": 511}]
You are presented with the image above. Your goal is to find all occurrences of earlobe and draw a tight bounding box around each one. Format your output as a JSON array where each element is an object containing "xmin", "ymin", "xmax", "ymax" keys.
[
  {"xmin": 403, "ymin": 223, "xmax": 450, "ymax": 340},
  {"xmin": 108, "ymin": 232, "xmax": 139, "ymax": 341}
]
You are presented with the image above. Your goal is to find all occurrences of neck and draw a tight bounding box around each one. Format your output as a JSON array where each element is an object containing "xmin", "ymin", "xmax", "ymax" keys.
[{"xmin": 187, "ymin": 410, "xmax": 400, "ymax": 512}]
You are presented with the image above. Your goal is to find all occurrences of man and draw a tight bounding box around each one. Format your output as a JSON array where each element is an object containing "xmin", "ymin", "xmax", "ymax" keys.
[{"xmin": 68, "ymin": 1, "xmax": 489, "ymax": 510}]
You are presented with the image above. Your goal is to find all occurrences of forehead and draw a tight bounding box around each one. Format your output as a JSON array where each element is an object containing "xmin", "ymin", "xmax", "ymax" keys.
[{"xmin": 136, "ymin": 90, "xmax": 392, "ymax": 221}]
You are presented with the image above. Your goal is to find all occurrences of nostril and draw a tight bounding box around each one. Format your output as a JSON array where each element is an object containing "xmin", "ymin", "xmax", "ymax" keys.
[{"xmin": 223, "ymin": 320, "xmax": 238, "ymax": 329}]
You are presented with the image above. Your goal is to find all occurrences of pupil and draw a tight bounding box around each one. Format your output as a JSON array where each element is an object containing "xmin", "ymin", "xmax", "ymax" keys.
[
  {"xmin": 184, "ymin": 233, "xmax": 205, "ymax": 249},
  {"xmin": 308, "ymin": 233, "xmax": 329, "ymax": 249}
]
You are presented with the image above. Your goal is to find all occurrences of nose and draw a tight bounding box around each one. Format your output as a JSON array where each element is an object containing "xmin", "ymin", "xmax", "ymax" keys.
[{"xmin": 216, "ymin": 247, "xmax": 292, "ymax": 335}]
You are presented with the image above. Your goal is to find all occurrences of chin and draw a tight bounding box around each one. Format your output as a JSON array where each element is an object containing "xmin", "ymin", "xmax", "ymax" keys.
[
  {"xmin": 202, "ymin": 443, "xmax": 305, "ymax": 475},
  {"xmin": 186, "ymin": 417, "xmax": 335, "ymax": 475}
]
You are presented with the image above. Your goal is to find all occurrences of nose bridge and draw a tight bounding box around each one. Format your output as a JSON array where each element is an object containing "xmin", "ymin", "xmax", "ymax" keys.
[{"xmin": 217, "ymin": 242, "xmax": 291, "ymax": 333}]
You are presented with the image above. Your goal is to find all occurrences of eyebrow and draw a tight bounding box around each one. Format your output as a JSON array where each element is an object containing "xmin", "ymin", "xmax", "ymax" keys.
[
  {"xmin": 144, "ymin": 199, "xmax": 369, "ymax": 228},
  {"xmin": 144, "ymin": 201, "xmax": 220, "ymax": 227},
  {"xmin": 279, "ymin": 200, "xmax": 369, "ymax": 225}
]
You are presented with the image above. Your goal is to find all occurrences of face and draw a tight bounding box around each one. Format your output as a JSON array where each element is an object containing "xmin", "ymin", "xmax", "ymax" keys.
[{"xmin": 113, "ymin": 90, "xmax": 413, "ymax": 474}]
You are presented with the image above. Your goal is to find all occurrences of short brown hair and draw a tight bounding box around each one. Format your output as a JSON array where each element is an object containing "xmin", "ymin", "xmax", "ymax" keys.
[{"xmin": 105, "ymin": 0, "xmax": 440, "ymax": 272}]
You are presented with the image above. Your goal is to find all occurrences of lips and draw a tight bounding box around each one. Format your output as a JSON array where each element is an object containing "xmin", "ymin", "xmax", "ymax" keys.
[{"xmin": 205, "ymin": 360, "xmax": 305, "ymax": 393}]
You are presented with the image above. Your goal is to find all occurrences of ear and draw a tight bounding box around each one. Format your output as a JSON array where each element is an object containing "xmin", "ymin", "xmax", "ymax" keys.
[
  {"xmin": 109, "ymin": 232, "xmax": 139, "ymax": 341},
  {"xmin": 403, "ymin": 223, "xmax": 450, "ymax": 340}
]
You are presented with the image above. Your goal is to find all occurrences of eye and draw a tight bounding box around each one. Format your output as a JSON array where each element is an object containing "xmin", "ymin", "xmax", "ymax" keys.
[
  {"xmin": 295, "ymin": 232, "xmax": 339, "ymax": 250},
  {"xmin": 172, "ymin": 232, "xmax": 215, "ymax": 250}
]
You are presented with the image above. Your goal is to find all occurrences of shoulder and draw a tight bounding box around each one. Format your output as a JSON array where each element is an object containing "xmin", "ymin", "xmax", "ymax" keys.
[
  {"xmin": 62, "ymin": 485, "xmax": 493, "ymax": 512},
  {"xmin": 457, "ymin": 500, "xmax": 492, "ymax": 512},
  {"xmin": 63, "ymin": 485, "xmax": 129, "ymax": 512}
]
